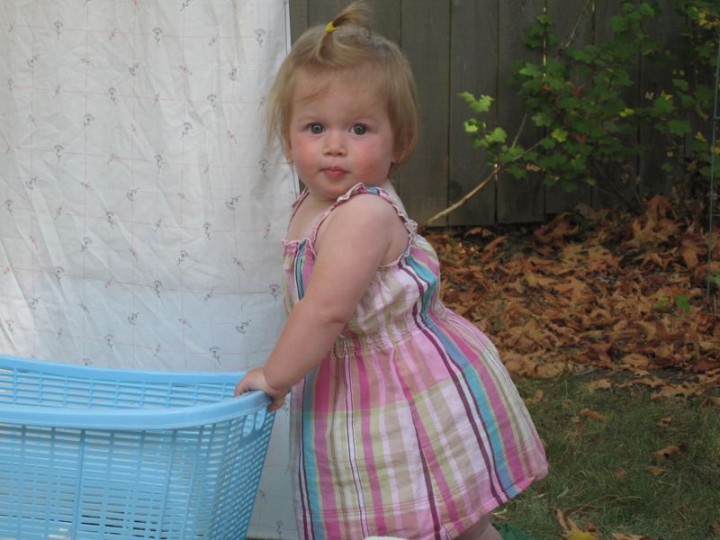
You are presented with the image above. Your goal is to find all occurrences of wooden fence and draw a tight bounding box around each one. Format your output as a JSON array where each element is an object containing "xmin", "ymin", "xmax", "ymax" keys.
[{"xmin": 289, "ymin": 0, "xmax": 685, "ymax": 226}]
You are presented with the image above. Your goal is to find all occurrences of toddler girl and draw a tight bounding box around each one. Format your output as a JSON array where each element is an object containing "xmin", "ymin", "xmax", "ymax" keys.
[{"xmin": 235, "ymin": 2, "xmax": 548, "ymax": 538}]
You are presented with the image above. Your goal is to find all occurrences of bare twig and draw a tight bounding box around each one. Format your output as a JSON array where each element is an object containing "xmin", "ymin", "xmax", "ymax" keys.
[
  {"xmin": 422, "ymin": 138, "xmax": 548, "ymax": 227},
  {"xmin": 557, "ymin": 0, "xmax": 595, "ymax": 52},
  {"xmin": 423, "ymin": 169, "xmax": 498, "ymax": 227}
]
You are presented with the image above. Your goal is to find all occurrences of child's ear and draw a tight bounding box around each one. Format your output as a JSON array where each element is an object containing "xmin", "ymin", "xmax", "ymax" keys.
[{"xmin": 392, "ymin": 145, "xmax": 407, "ymax": 164}]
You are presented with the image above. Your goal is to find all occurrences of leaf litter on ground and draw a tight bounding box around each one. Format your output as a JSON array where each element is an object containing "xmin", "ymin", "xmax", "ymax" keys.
[{"xmin": 426, "ymin": 193, "xmax": 720, "ymax": 400}]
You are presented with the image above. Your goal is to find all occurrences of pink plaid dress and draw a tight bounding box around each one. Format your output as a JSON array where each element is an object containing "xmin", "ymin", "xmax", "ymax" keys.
[{"xmin": 285, "ymin": 184, "xmax": 547, "ymax": 540}]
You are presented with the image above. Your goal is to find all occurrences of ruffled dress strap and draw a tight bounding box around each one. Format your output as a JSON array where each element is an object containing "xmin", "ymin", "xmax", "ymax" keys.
[
  {"xmin": 290, "ymin": 189, "xmax": 310, "ymax": 222},
  {"xmin": 308, "ymin": 183, "xmax": 418, "ymax": 249}
]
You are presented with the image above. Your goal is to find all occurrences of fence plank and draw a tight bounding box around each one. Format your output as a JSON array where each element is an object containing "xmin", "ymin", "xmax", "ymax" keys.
[
  {"xmin": 289, "ymin": 0, "xmax": 308, "ymax": 45},
  {"xmin": 495, "ymin": 0, "xmax": 545, "ymax": 223},
  {"xmin": 447, "ymin": 0, "xmax": 499, "ymax": 227},
  {"xmin": 367, "ymin": 0, "xmax": 402, "ymax": 44},
  {"xmin": 544, "ymin": 0, "xmax": 595, "ymax": 214},
  {"xmin": 307, "ymin": 0, "xmax": 351, "ymax": 22},
  {"xmin": 591, "ymin": 0, "xmax": 635, "ymax": 209},
  {"xmin": 393, "ymin": 0, "xmax": 452, "ymax": 224},
  {"xmin": 639, "ymin": 0, "xmax": 684, "ymax": 196}
]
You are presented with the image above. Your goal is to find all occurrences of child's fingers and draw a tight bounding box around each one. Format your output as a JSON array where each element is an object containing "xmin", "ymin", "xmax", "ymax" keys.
[
  {"xmin": 233, "ymin": 379, "xmax": 249, "ymax": 397},
  {"xmin": 234, "ymin": 368, "xmax": 287, "ymax": 411},
  {"xmin": 233, "ymin": 369, "xmax": 258, "ymax": 396},
  {"xmin": 268, "ymin": 395, "xmax": 286, "ymax": 412}
]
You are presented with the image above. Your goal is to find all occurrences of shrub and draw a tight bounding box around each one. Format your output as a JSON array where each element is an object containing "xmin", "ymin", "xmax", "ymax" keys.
[{"xmin": 461, "ymin": 0, "xmax": 719, "ymax": 208}]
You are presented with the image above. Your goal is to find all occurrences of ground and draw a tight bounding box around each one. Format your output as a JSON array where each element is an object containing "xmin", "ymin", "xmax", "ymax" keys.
[{"xmin": 425, "ymin": 194, "xmax": 720, "ymax": 401}]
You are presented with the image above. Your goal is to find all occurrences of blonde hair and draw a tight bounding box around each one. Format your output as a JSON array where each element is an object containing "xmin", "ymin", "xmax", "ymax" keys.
[{"xmin": 267, "ymin": 1, "xmax": 420, "ymax": 165}]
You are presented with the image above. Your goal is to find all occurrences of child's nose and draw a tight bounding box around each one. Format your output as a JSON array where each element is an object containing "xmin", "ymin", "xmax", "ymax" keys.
[{"xmin": 323, "ymin": 131, "xmax": 346, "ymax": 155}]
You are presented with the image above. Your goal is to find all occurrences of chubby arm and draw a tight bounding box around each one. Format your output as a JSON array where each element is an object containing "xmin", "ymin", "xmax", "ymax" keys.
[{"xmin": 234, "ymin": 194, "xmax": 406, "ymax": 410}]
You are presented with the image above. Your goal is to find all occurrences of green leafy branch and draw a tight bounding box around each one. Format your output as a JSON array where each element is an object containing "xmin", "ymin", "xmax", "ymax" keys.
[{"xmin": 455, "ymin": 0, "xmax": 719, "ymax": 214}]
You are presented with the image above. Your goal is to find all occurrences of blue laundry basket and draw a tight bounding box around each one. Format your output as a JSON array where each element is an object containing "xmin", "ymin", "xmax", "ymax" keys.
[{"xmin": 0, "ymin": 355, "xmax": 275, "ymax": 540}]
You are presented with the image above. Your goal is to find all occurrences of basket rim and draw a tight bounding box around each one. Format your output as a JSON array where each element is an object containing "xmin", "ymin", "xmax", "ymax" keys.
[{"xmin": 0, "ymin": 355, "xmax": 272, "ymax": 430}]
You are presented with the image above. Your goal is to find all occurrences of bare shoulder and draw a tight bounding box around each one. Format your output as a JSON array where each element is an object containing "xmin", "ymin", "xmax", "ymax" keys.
[
  {"xmin": 319, "ymin": 192, "xmax": 409, "ymax": 264},
  {"xmin": 331, "ymin": 191, "xmax": 403, "ymax": 228}
]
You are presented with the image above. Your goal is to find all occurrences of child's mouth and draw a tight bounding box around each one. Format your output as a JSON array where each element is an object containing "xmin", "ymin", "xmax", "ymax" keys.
[{"xmin": 323, "ymin": 167, "xmax": 347, "ymax": 179}]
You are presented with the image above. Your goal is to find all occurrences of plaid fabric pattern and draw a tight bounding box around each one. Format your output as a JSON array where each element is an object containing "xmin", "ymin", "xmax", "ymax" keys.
[{"xmin": 284, "ymin": 185, "xmax": 548, "ymax": 540}]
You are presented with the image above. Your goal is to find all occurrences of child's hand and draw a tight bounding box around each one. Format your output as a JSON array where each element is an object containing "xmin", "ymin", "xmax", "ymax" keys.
[{"xmin": 234, "ymin": 367, "xmax": 287, "ymax": 412}]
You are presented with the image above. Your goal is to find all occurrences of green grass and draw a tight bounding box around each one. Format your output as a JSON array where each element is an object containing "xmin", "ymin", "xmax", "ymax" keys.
[{"xmin": 498, "ymin": 374, "xmax": 720, "ymax": 540}]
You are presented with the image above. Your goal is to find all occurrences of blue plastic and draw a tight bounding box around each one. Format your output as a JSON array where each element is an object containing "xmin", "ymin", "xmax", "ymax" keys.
[{"xmin": 0, "ymin": 355, "xmax": 275, "ymax": 539}]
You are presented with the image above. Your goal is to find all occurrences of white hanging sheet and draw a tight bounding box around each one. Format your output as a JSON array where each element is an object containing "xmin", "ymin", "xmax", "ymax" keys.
[{"xmin": 0, "ymin": 1, "xmax": 298, "ymax": 537}]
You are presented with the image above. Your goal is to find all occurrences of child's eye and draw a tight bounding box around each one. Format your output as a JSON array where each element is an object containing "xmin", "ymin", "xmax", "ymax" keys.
[
  {"xmin": 351, "ymin": 124, "xmax": 368, "ymax": 135},
  {"xmin": 308, "ymin": 123, "xmax": 324, "ymax": 134}
]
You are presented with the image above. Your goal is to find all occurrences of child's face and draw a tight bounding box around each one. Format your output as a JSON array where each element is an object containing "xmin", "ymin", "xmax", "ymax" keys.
[{"xmin": 286, "ymin": 72, "xmax": 400, "ymax": 201}]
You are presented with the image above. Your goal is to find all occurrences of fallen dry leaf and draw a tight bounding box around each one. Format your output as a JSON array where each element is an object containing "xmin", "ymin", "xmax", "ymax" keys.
[
  {"xmin": 555, "ymin": 507, "xmax": 600, "ymax": 540},
  {"xmin": 568, "ymin": 531, "xmax": 599, "ymax": 540},
  {"xmin": 701, "ymin": 396, "xmax": 720, "ymax": 408},
  {"xmin": 587, "ymin": 379, "xmax": 613, "ymax": 392},
  {"xmin": 694, "ymin": 358, "xmax": 720, "ymax": 372},
  {"xmin": 621, "ymin": 353, "xmax": 651, "ymax": 370},
  {"xmin": 652, "ymin": 444, "xmax": 686, "ymax": 463},
  {"xmin": 525, "ymin": 389, "xmax": 545, "ymax": 405},
  {"xmin": 579, "ymin": 408, "xmax": 608, "ymax": 422},
  {"xmin": 645, "ymin": 465, "xmax": 668, "ymax": 476}
]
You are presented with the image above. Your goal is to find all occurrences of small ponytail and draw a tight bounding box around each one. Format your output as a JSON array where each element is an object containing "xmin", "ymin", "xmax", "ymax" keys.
[
  {"xmin": 324, "ymin": 1, "xmax": 371, "ymax": 34},
  {"xmin": 314, "ymin": 1, "xmax": 372, "ymax": 61}
]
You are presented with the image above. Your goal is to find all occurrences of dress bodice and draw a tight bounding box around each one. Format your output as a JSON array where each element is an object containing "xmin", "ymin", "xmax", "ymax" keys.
[{"xmin": 282, "ymin": 183, "xmax": 446, "ymax": 352}]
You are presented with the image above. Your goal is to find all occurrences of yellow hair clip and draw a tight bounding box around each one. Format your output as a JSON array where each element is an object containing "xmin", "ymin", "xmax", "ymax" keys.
[{"xmin": 325, "ymin": 21, "xmax": 337, "ymax": 33}]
